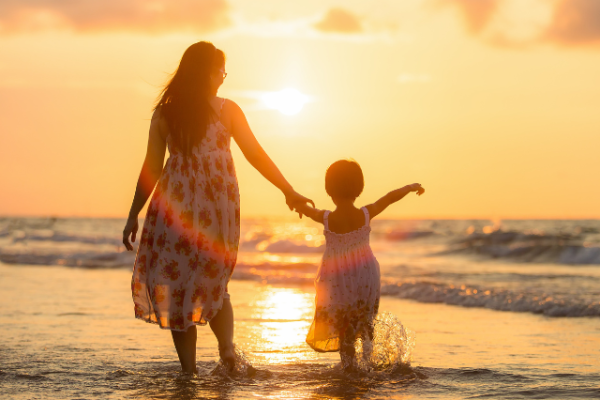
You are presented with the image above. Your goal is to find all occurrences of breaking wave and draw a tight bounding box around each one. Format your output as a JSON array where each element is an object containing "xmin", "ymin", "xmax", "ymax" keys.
[
  {"xmin": 444, "ymin": 230, "xmax": 600, "ymax": 265},
  {"xmin": 381, "ymin": 281, "xmax": 600, "ymax": 317}
]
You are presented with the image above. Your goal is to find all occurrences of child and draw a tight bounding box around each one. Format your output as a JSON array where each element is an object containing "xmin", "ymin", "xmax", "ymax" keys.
[{"xmin": 296, "ymin": 159, "xmax": 424, "ymax": 371}]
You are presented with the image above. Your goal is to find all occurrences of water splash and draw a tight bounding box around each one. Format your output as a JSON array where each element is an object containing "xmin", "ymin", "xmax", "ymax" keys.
[
  {"xmin": 211, "ymin": 346, "xmax": 256, "ymax": 378},
  {"xmin": 355, "ymin": 312, "xmax": 415, "ymax": 372}
]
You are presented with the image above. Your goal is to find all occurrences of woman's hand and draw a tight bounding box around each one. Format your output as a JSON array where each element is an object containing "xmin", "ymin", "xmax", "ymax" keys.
[
  {"xmin": 285, "ymin": 190, "xmax": 315, "ymax": 218},
  {"xmin": 122, "ymin": 217, "xmax": 139, "ymax": 251}
]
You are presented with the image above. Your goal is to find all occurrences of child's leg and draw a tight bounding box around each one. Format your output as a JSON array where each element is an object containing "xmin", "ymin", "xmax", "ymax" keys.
[
  {"xmin": 209, "ymin": 296, "xmax": 235, "ymax": 371},
  {"xmin": 171, "ymin": 326, "xmax": 198, "ymax": 373},
  {"xmin": 339, "ymin": 323, "xmax": 356, "ymax": 370},
  {"xmin": 366, "ymin": 320, "xmax": 375, "ymax": 342},
  {"xmin": 361, "ymin": 322, "xmax": 375, "ymax": 364}
]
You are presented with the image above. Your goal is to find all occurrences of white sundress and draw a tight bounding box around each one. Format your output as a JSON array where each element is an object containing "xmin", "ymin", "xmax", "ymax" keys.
[
  {"xmin": 306, "ymin": 207, "xmax": 381, "ymax": 352},
  {"xmin": 131, "ymin": 98, "xmax": 240, "ymax": 332}
]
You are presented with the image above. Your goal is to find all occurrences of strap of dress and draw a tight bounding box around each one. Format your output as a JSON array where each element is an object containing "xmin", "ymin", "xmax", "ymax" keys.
[
  {"xmin": 323, "ymin": 211, "xmax": 330, "ymax": 231},
  {"xmin": 219, "ymin": 98, "xmax": 226, "ymax": 115},
  {"xmin": 361, "ymin": 207, "xmax": 370, "ymax": 227}
]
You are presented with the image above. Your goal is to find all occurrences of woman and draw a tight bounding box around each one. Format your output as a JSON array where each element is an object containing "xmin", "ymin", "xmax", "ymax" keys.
[{"xmin": 122, "ymin": 41, "xmax": 312, "ymax": 374}]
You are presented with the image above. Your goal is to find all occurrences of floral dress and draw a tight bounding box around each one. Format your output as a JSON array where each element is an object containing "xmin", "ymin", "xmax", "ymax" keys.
[
  {"xmin": 306, "ymin": 207, "xmax": 381, "ymax": 352},
  {"xmin": 131, "ymin": 98, "xmax": 240, "ymax": 331}
]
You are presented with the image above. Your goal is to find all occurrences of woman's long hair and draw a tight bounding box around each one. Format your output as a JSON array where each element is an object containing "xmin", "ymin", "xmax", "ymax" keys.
[{"xmin": 154, "ymin": 41, "xmax": 225, "ymax": 156}]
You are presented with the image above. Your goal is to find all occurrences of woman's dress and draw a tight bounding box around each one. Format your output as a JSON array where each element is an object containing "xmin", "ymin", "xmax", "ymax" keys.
[
  {"xmin": 306, "ymin": 207, "xmax": 381, "ymax": 352},
  {"xmin": 131, "ymin": 98, "xmax": 240, "ymax": 331}
]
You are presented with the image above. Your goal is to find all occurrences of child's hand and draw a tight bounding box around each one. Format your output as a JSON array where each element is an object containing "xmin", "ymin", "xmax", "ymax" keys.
[
  {"xmin": 285, "ymin": 190, "xmax": 315, "ymax": 219},
  {"xmin": 409, "ymin": 183, "xmax": 425, "ymax": 196}
]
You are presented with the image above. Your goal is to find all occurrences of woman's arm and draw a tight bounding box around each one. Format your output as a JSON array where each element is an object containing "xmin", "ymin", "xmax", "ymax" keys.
[
  {"xmin": 123, "ymin": 109, "xmax": 167, "ymax": 250},
  {"xmin": 365, "ymin": 183, "xmax": 425, "ymax": 220},
  {"xmin": 227, "ymin": 100, "xmax": 313, "ymax": 212}
]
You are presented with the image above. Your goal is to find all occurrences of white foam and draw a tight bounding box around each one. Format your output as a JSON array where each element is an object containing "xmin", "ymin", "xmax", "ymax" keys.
[{"xmin": 381, "ymin": 282, "xmax": 600, "ymax": 317}]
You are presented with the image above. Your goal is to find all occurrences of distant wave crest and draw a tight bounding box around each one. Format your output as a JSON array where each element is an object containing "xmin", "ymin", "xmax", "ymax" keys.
[
  {"xmin": 444, "ymin": 230, "xmax": 600, "ymax": 265},
  {"xmin": 381, "ymin": 281, "xmax": 600, "ymax": 317}
]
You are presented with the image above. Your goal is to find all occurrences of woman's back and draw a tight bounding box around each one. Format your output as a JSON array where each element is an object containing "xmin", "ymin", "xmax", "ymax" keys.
[{"xmin": 165, "ymin": 97, "xmax": 230, "ymax": 156}]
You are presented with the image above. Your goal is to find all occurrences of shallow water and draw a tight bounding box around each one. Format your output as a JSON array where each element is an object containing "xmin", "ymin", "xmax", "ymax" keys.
[
  {"xmin": 2, "ymin": 265, "xmax": 600, "ymax": 399},
  {"xmin": 1, "ymin": 217, "xmax": 600, "ymax": 399}
]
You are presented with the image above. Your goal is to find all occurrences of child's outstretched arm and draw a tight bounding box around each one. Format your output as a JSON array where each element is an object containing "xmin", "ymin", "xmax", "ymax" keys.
[
  {"xmin": 294, "ymin": 202, "xmax": 326, "ymax": 224},
  {"xmin": 366, "ymin": 183, "xmax": 425, "ymax": 219}
]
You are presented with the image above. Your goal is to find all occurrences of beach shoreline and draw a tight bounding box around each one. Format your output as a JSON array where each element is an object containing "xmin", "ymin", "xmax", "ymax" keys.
[{"xmin": 2, "ymin": 263, "xmax": 599, "ymax": 399}]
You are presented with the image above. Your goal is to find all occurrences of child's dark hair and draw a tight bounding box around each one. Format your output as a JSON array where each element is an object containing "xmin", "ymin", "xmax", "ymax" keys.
[{"xmin": 325, "ymin": 159, "xmax": 364, "ymax": 200}]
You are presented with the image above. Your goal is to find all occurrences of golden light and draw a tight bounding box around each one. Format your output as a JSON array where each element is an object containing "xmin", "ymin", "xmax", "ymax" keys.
[
  {"xmin": 261, "ymin": 290, "xmax": 309, "ymax": 321},
  {"xmin": 262, "ymin": 88, "xmax": 310, "ymax": 115},
  {"xmin": 251, "ymin": 288, "xmax": 315, "ymax": 364}
]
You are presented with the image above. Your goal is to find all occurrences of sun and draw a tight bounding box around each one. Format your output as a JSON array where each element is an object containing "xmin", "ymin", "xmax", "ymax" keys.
[{"xmin": 262, "ymin": 88, "xmax": 310, "ymax": 116}]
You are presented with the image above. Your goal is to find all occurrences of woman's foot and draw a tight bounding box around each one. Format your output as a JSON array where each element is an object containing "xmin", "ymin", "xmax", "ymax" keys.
[
  {"xmin": 219, "ymin": 344, "xmax": 236, "ymax": 373},
  {"xmin": 209, "ymin": 297, "xmax": 236, "ymax": 373}
]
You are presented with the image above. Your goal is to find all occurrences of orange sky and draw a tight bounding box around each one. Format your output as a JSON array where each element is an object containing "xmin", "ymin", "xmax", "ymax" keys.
[{"xmin": 1, "ymin": 0, "xmax": 600, "ymax": 218}]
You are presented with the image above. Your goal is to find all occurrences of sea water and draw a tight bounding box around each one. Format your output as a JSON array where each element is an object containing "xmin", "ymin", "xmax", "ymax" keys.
[{"xmin": 1, "ymin": 217, "xmax": 599, "ymax": 399}]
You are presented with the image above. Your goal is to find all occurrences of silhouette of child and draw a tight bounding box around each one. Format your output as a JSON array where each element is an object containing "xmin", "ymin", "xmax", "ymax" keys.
[{"xmin": 296, "ymin": 159, "xmax": 424, "ymax": 371}]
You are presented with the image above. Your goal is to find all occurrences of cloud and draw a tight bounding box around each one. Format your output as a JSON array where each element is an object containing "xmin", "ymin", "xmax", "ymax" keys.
[
  {"xmin": 215, "ymin": 11, "xmax": 401, "ymax": 43},
  {"xmin": 437, "ymin": 0, "xmax": 600, "ymax": 48},
  {"xmin": 545, "ymin": 0, "xmax": 600, "ymax": 45},
  {"xmin": 436, "ymin": 0, "xmax": 501, "ymax": 35},
  {"xmin": 313, "ymin": 8, "xmax": 363, "ymax": 34},
  {"xmin": 0, "ymin": 0, "xmax": 230, "ymax": 34}
]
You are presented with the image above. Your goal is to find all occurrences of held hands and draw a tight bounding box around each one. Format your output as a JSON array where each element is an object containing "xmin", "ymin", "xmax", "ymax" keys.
[
  {"xmin": 285, "ymin": 190, "xmax": 315, "ymax": 219},
  {"xmin": 408, "ymin": 183, "xmax": 425, "ymax": 196},
  {"xmin": 122, "ymin": 216, "xmax": 139, "ymax": 251}
]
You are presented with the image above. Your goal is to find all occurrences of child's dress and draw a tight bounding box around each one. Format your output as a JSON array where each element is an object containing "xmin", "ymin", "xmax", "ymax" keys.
[{"xmin": 306, "ymin": 207, "xmax": 381, "ymax": 352}]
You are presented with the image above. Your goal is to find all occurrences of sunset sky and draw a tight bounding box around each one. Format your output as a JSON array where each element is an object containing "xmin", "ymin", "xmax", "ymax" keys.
[{"xmin": 1, "ymin": 0, "xmax": 599, "ymax": 218}]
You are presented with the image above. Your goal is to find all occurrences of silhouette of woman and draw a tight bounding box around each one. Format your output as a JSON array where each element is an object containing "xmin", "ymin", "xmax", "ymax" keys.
[{"xmin": 123, "ymin": 41, "xmax": 313, "ymax": 373}]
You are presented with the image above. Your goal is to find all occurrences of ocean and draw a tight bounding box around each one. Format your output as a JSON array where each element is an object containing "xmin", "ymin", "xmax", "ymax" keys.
[{"xmin": 1, "ymin": 216, "xmax": 599, "ymax": 399}]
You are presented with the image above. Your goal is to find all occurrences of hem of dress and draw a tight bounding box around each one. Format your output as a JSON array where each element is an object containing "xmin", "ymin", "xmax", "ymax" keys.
[
  {"xmin": 135, "ymin": 314, "xmax": 209, "ymax": 332},
  {"xmin": 133, "ymin": 290, "xmax": 230, "ymax": 332},
  {"xmin": 306, "ymin": 338, "xmax": 340, "ymax": 353}
]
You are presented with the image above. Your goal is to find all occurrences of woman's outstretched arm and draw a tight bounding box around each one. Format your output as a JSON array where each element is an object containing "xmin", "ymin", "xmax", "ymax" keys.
[
  {"xmin": 227, "ymin": 100, "xmax": 314, "ymax": 212},
  {"xmin": 366, "ymin": 183, "xmax": 425, "ymax": 220},
  {"xmin": 123, "ymin": 110, "xmax": 167, "ymax": 250}
]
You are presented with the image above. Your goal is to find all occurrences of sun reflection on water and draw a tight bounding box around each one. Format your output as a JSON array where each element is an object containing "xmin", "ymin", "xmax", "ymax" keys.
[{"xmin": 250, "ymin": 288, "xmax": 315, "ymax": 364}]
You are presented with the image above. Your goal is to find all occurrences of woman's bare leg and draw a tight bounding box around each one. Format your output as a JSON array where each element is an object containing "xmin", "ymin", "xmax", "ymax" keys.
[
  {"xmin": 209, "ymin": 297, "xmax": 235, "ymax": 371},
  {"xmin": 171, "ymin": 326, "xmax": 198, "ymax": 374}
]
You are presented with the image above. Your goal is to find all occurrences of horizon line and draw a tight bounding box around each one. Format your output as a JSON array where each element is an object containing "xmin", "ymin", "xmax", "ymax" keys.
[{"xmin": 2, "ymin": 213, "xmax": 600, "ymax": 221}]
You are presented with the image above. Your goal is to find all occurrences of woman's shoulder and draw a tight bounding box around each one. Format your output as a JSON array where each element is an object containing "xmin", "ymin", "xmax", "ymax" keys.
[
  {"xmin": 152, "ymin": 105, "xmax": 169, "ymax": 122},
  {"xmin": 150, "ymin": 106, "xmax": 170, "ymax": 140},
  {"xmin": 219, "ymin": 97, "xmax": 243, "ymax": 115},
  {"xmin": 219, "ymin": 98, "xmax": 247, "ymax": 134}
]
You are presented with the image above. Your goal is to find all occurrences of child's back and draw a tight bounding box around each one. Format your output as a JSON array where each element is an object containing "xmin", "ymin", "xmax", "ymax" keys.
[
  {"xmin": 326, "ymin": 207, "xmax": 366, "ymax": 234},
  {"xmin": 306, "ymin": 205, "xmax": 380, "ymax": 367},
  {"xmin": 297, "ymin": 159, "xmax": 424, "ymax": 370}
]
